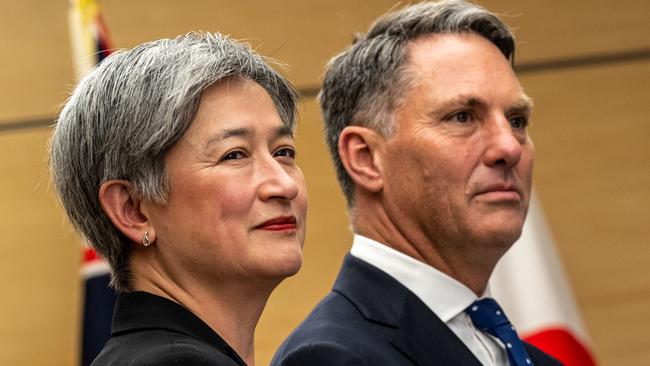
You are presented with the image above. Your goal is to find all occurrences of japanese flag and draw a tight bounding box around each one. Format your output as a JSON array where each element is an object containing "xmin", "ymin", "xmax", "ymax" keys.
[{"xmin": 491, "ymin": 193, "xmax": 597, "ymax": 365}]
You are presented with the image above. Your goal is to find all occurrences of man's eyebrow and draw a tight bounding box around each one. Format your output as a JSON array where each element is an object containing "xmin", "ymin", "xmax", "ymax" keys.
[
  {"xmin": 508, "ymin": 95, "xmax": 534, "ymax": 114},
  {"xmin": 434, "ymin": 95, "xmax": 489, "ymax": 114},
  {"xmin": 433, "ymin": 94, "xmax": 534, "ymax": 115}
]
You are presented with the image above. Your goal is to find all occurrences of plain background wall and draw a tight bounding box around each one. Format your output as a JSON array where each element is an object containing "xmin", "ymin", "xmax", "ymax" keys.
[{"xmin": 0, "ymin": 1, "xmax": 648, "ymax": 365}]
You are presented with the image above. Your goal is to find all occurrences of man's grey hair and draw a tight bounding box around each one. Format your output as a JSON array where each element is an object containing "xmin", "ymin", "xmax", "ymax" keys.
[
  {"xmin": 319, "ymin": 0, "xmax": 516, "ymax": 206},
  {"xmin": 50, "ymin": 32, "xmax": 298, "ymax": 292}
]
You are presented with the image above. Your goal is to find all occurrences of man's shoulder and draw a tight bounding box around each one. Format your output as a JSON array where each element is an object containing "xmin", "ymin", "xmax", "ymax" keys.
[
  {"xmin": 272, "ymin": 341, "xmax": 369, "ymax": 366},
  {"xmin": 92, "ymin": 329, "xmax": 240, "ymax": 366},
  {"xmin": 282, "ymin": 290, "xmax": 375, "ymax": 342},
  {"xmin": 272, "ymin": 290, "xmax": 402, "ymax": 366}
]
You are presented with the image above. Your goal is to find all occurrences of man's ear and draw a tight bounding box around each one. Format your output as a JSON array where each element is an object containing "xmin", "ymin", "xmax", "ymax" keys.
[
  {"xmin": 98, "ymin": 180, "xmax": 155, "ymax": 246},
  {"xmin": 338, "ymin": 126, "xmax": 385, "ymax": 193}
]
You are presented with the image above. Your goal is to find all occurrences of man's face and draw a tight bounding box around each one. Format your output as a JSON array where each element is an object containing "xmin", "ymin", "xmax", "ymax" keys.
[{"xmin": 380, "ymin": 33, "xmax": 534, "ymax": 255}]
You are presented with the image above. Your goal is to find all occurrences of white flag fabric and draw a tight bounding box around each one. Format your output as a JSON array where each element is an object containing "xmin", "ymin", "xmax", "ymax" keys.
[{"xmin": 490, "ymin": 193, "xmax": 596, "ymax": 365}]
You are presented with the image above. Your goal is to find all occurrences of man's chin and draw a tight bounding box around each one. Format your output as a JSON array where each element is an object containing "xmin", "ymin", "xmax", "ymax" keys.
[
  {"xmin": 476, "ymin": 205, "xmax": 527, "ymax": 228},
  {"xmin": 470, "ymin": 220, "xmax": 524, "ymax": 248}
]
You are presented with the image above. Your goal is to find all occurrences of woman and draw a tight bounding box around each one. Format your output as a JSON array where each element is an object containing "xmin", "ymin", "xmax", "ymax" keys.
[{"xmin": 50, "ymin": 32, "xmax": 307, "ymax": 366}]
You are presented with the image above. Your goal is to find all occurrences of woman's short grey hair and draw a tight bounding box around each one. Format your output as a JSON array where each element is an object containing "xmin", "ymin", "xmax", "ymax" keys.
[
  {"xmin": 319, "ymin": 0, "xmax": 516, "ymax": 206},
  {"xmin": 50, "ymin": 32, "xmax": 298, "ymax": 292}
]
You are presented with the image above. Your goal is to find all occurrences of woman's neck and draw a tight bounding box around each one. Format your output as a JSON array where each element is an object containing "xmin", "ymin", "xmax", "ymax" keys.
[{"xmin": 131, "ymin": 254, "xmax": 280, "ymax": 366}]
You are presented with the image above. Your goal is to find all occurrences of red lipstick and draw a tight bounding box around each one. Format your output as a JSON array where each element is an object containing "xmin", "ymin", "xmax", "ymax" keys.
[{"xmin": 256, "ymin": 216, "xmax": 297, "ymax": 231}]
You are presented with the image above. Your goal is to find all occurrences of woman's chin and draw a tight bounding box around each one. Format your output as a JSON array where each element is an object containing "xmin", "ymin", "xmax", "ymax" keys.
[
  {"xmin": 252, "ymin": 246, "xmax": 303, "ymax": 282},
  {"xmin": 274, "ymin": 249, "xmax": 304, "ymax": 278}
]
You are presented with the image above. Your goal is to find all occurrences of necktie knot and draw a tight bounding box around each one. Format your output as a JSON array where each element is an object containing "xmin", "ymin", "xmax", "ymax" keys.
[
  {"xmin": 465, "ymin": 298, "xmax": 534, "ymax": 366},
  {"xmin": 467, "ymin": 298, "xmax": 511, "ymax": 332}
]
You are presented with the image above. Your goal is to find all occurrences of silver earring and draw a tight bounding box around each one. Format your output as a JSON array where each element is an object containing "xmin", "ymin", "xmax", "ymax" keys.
[{"xmin": 142, "ymin": 231, "xmax": 151, "ymax": 247}]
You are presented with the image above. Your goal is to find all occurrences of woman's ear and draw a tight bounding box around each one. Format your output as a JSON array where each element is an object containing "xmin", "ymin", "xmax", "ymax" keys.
[
  {"xmin": 98, "ymin": 180, "xmax": 155, "ymax": 246},
  {"xmin": 338, "ymin": 126, "xmax": 385, "ymax": 193}
]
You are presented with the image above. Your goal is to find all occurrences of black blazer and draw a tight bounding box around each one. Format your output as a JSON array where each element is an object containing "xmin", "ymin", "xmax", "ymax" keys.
[
  {"xmin": 272, "ymin": 254, "xmax": 562, "ymax": 366},
  {"xmin": 92, "ymin": 291, "xmax": 246, "ymax": 366}
]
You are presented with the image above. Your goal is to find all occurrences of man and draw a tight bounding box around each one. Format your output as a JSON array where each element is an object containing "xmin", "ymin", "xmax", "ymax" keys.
[{"xmin": 273, "ymin": 1, "xmax": 561, "ymax": 365}]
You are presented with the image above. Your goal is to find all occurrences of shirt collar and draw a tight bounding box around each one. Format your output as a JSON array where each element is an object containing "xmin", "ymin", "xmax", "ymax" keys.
[{"xmin": 350, "ymin": 234, "xmax": 480, "ymax": 322}]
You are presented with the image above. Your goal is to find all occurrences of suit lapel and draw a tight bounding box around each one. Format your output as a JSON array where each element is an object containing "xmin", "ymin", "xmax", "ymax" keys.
[
  {"xmin": 390, "ymin": 291, "xmax": 482, "ymax": 366},
  {"xmin": 333, "ymin": 254, "xmax": 482, "ymax": 366}
]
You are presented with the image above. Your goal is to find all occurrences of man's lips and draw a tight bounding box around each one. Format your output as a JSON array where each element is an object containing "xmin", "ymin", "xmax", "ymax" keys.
[
  {"xmin": 255, "ymin": 216, "xmax": 297, "ymax": 231},
  {"xmin": 474, "ymin": 183, "xmax": 522, "ymax": 200}
]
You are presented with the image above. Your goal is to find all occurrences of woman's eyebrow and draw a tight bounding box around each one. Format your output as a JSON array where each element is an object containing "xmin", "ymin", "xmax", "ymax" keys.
[
  {"xmin": 275, "ymin": 125, "xmax": 294, "ymax": 139},
  {"xmin": 204, "ymin": 127, "xmax": 252, "ymax": 149},
  {"xmin": 203, "ymin": 124, "xmax": 293, "ymax": 150}
]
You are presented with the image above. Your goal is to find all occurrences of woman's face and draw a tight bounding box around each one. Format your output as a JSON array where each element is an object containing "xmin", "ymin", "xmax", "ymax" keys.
[{"xmin": 144, "ymin": 78, "xmax": 307, "ymax": 286}]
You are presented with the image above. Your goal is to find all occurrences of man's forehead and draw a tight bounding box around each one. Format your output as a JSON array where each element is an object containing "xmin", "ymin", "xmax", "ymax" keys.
[
  {"xmin": 403, "ymin": 34, "xmax": 523, "ymax": 89},
  {"xmin": 405, "ymin": 32, "xmax": 512, "ymax": 70}
]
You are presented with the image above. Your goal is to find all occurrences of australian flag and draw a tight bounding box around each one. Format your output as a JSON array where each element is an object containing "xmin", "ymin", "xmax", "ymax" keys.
[
  {"xmin": 68, "ymin": 1, "xmax": 117, "ymax": 364},
  {"xmin": 80, "ymin": 247, "xmax": 117, "ymax": 366}
]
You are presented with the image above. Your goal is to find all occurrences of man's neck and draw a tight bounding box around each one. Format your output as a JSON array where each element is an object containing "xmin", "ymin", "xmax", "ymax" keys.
[{"xmin": 352, "ymin": 199, "xmax": 504, "ymax": 296}]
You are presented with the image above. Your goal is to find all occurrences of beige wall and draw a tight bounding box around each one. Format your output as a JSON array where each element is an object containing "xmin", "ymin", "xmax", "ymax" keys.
[{"xmin": 0, "ymin": 1, "xmax": 648, "ymax": 365}]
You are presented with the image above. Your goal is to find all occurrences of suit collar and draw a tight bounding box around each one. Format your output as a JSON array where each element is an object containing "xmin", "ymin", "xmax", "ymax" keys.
[
  {"xmin": 333, "ymin": 254, "xmax": 408, "ymax": 327},
  {"xmin": 112, "ymin": 291, "xmax": 246, "ymax": 366},
  {"xmin": 351, "ymin": 235, "xmax": 479, "ymax": 322},
  {"xmin": 334, "ymin": 254, "xmax": 482, "ymax": 366}
]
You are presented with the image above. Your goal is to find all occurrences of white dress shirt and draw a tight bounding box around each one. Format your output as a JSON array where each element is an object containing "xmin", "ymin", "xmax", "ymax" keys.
[{"xmin": 350, "ymin": 234, "xmax": 510, "ymax": 366}]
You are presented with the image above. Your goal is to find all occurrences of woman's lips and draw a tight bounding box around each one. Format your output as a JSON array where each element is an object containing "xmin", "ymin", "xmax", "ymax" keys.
[{"xmin": 256, "ymin": 216, "xmax": 297, "ymax": 231}]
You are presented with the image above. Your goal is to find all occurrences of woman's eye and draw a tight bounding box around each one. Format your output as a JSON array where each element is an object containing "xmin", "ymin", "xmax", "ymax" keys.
[
  {"xmin": 274, "ymin": 147, "xmax": 296, "ymax": 159},
  {"xmin": 510, "ymin": 116, "xmax": 529, "ymax": 129},
  {"xmin": 221, "ymin": 150, "xmax": 247, "ymax": 161}
]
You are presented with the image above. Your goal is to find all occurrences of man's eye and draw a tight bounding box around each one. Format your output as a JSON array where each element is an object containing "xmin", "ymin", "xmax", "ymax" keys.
[
  {"xmin": 274, "ymin": 147, "xmax": 296, "ymax": 159},
  {"xmin": 510, "ymin": 116, "xmax": 528, "ymax": 129},
  {"xmin": 221, "ymin": 150, "xmax": 247, "ymax": 161},
  {"xmin": 451, "ymin": 111, "xmax": 472, "ymax": 123}
]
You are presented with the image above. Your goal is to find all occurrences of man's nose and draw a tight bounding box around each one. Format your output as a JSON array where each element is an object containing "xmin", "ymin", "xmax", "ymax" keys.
[
  {"xmin": 257, "ymin": 157, "xmax": 300, "ymax": 201},
  {"xmin": 483, "ymin": 116, "xmax": 523, "ymax": 169}
]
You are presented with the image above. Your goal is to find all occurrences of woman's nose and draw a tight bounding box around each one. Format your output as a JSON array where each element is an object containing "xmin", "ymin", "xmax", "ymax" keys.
[{"xmin": 257, "ymin": 158, "xmax": 300, "ymax": 202}]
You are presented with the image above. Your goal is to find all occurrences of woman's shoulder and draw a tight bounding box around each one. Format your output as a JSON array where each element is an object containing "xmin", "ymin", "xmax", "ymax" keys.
[
  {"xmin": 135, "ymin": 341, "xmax": 240, "ymax": 366},
  {"xmin": 91, "ymin": 328, "xmax": 242, "ymax": 366}
]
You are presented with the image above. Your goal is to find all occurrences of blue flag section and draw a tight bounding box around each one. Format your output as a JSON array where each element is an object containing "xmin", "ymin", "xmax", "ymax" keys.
[{"xmin": 81, "ymin": 271, "xmax": 116, "ymax": 366}]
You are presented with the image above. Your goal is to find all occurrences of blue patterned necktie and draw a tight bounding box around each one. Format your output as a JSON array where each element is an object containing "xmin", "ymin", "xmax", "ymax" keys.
[{"xmin": 466, "ymin": 298, "xmax": 534, "ymax": 366}]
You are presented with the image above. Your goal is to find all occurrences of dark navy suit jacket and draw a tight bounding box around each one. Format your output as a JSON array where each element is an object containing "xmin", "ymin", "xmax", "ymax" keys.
[{"xmin": 272, "ymin": 254, "xmax": 562, "ymax": 366}]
